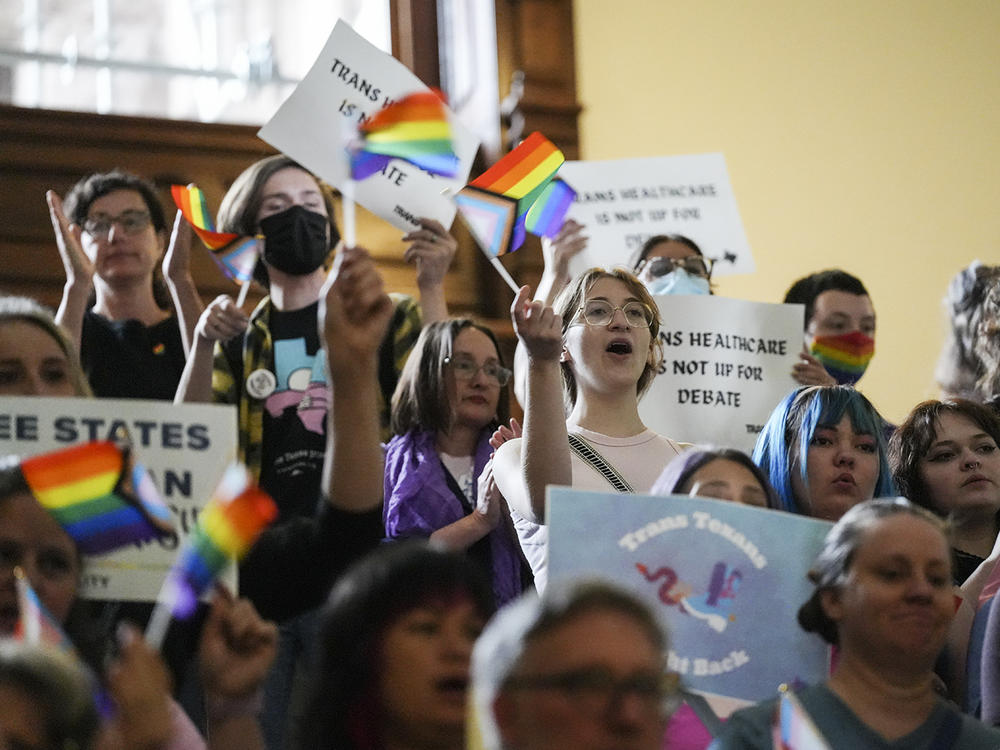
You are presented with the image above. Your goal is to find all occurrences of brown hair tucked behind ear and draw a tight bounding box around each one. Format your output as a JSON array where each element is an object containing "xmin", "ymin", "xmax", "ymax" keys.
[{"xmin": 796, "ymin": 498, "xmax": 948, "ymax": 645}]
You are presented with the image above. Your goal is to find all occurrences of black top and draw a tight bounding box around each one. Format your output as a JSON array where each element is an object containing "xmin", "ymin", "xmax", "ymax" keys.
[{"xmin": 81, "ymin": 310, "xmax": 186, "ymax": 400}]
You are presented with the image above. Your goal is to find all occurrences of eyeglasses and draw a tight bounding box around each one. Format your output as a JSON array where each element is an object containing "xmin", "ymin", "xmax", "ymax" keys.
[
  {"xmin": 504, "ymin": 667, "xmax": 678, "ymax": 716},
  {"xmin": 444, "ymin": 356, "xmax": 512, "ymax": 386},
  {"xmin": 644, "ymin": 255, "xmax": 713, "ymax": 279},
  {"xmin": 82, "ymin": 210, "xmax": 152, "ymax": 240},
  {"xmin": 577, "ymin": 300, "xmax": 654, "ymax": 328}
]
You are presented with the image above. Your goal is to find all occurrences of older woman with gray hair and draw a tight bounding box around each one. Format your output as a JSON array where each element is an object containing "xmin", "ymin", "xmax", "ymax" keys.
[{"xmin": 711, "ymin": 499, "xmax": 1000, "ymax": 749}]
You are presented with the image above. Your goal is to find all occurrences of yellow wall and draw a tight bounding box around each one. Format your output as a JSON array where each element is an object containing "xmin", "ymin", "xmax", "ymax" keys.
[{"xmin": 573, "ymin": 0, "xmax": 1000, "ymax": 423}]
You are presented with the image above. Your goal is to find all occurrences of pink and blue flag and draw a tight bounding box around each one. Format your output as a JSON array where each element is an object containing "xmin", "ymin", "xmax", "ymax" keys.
[
  {"xmin": 13, "ymin": 568, "xmax": 75, "ymax": 653},
  {"xmin": 454, "ymin": 132, "xmax": 573, "ymax": 257},
  {"xmin": 172, "ymin": 184, "xmax": 260, "ymax": 283},
  {"xmin": 771, "ymin": 688, "xmax": 832, "ymax": 749}
]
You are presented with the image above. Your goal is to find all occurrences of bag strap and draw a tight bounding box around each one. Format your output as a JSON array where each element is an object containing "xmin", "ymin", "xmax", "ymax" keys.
[{"xmin": 567, "ymin": 433, "xmax": 634, "ymax": 493}]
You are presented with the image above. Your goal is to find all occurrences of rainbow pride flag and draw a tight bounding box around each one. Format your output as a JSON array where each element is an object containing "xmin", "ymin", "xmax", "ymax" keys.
[
  {"xmin": 809, "ymin": 331, "xmax": 874, "ymax": 386},
  {"xmin": 351, "ymin": 90, "xmax": 459, "ymax": 180},
  {"xmin": 21, "ymin": 442, "xmax": 175, "ymax": 556},
  {"xmin": 524, "ymin": 178, "xmax": 577, "ymax": 239},
  {"xmin": 171, "ymin": 184, "xmax": 260, "ymax": 283},
  {"xmin": 163, "ymin": 464, "xmax": 277, "ymax": 619},
  {"xmin": 454, "ymin": 132, "xmax": 568, "ymax": 257}
]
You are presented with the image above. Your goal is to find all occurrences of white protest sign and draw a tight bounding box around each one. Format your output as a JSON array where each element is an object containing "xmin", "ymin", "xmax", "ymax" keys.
[
  {"xmin": 258, "ymin": 20, "xmax": 480, "ymax": 231},
  {"xmin": 639, "ymin": 296, "xmax": 803, "ymax": 451},
  {"xmin": 560, "ymin": 153, "xmax": 753, "ymax": 277},
  {"xmin": 0, "ymin": 397, "xmax": 237, "ymax": 601}
]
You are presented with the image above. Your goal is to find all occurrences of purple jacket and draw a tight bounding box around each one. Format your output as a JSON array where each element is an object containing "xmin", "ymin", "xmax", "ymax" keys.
[{"xmin": 383, "ymin": 429, "xmax": 525, "ymax": 605}]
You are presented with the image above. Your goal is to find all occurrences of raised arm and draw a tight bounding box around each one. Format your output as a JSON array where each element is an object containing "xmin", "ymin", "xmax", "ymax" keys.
[
  {"xmin": 163, "ymin": 210, "xmax": 205, "ymax": 356},
  {"xmin": 47, "ymin": 190, "xmax": 94, "ymax": 352},
  {"xmin": 320, "ymin": 246, "xmax": 394, "ymax": 510},
  {"xmin": 174, "ymin": 295, "xmax": 248, "ymax": 403},
  {"xmin": 493, "ymin": 286, "xmax": 570, "ymax": 524},
  {"xmin": 403, "ymin": 217, "xmax": 457, "ymax": 324},
  {"xmin": 513, "ymin": 219, "xmax": 586, "ymax": 407},
  {"xmin": 199, "ymin": 587, "xmax": 277, "ymax": 750}
]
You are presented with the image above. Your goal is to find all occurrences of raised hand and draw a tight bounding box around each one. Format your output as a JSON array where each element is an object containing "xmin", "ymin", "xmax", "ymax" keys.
[
  {"xmin": 489, "ymin": 417, "xmax": 522, "ymax": 452},
  {"xmin": 319, "ymin": 246, "xmax": 393, "ymax": 375},
  {"xmin": 47, "ymin": 190, "xmax": 94, "ymax": 289},
  {"xmin": 195, "ymin": 295, "xmax": 249, "ymax": 343},
  {"xmin": 403, "ymin": 218, "xmax": 457, "ymax": 289},
  {"xmin": 541, "ymin": 219, "xmax": 587, "ymax": 284},
  {"xmin": 104, "ymin": 624, "xmax": 173, "ymax": 750},
  {"xmin": 511, "ymin": 285, "xmax": 563, "ymax": 363},
  {"xmin": 199, "ymin": 586, "xmax": 277, "ymax": 703},
  {"xmin": 163, "ymin": 210, "xmax": 194, "ymax": 285},
  {"xmin": 792, "ymin": 349, "xmax": 837, "ymax": 387}
]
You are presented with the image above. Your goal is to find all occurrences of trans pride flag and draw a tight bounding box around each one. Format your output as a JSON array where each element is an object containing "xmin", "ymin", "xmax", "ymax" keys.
[
  {"xmin": 159, "ymin": 464, "xmax": 277, "ymax": 620},
  {"xmin": 21, "ymin": 442, "xmax": 175, "ymax": 556},
  {"xmin": 350, "ymin": 90, "xmax": 459, "ymax": 180},
  {"xmin": 171, "ymin": 184, "xmax": 260, "ymax": 283},
  {"xmin": 13, "ymin": 568, "xmax": 75, "ymax": 653},
  {"xmin": 454, "ymin": 132, "xmax": 574, "ymax": 257},
  {"xmin": 771, "ymin": 688, "xmax": 832, "ymax": 750}
]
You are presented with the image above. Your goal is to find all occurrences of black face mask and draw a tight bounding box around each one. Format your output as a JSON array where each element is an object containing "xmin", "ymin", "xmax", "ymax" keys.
[{"xmin": 260, "ymin": 205, "xmax": 337, "ymax": 276}]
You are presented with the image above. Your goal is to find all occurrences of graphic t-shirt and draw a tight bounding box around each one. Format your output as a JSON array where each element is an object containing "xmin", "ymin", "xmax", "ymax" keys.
[{"xmin": 259, "ymin": 302, "xmax": 328, "ymax": 521}]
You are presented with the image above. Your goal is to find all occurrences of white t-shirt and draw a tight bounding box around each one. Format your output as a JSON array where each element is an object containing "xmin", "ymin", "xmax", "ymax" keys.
[{"xmin": 500, "ymin": 426, "xmax": 683, "ymax": 592}]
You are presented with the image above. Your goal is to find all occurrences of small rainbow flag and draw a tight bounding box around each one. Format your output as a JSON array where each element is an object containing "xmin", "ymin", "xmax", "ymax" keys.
[
  {"xmin": 163, "ymin": 464, "xmax": 277, "ymax": 619},
  {"xmin": 21, "ymin": 442, "xmax": 175, "ymax": 556},
  {"xmin": 14, "ymin": 568, "xmax": 76, "ymax": 653},
  {"xmin": 524, "ymin": 178, "xmax": 577, "ymax": 239},
  {"xmin": 771, "ymin": 688, "xmax": 831, "ymax": 750},
  {"xmin": 454, "ymin": 132, "xmax": 568, "ymax": 257},
  {"xmin": 809, "ymin": 331, "xmax": 875, "ymax": 386},
  {"xmin": 350, "ymin": 90, "xmax": 459, "ymax": 180},
  {"xmin": 171, "ymin": 184, "xmax": 261, "ymax": 283}
]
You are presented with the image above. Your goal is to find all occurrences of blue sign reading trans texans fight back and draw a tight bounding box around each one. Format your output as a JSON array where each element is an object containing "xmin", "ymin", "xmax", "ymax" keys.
[{"xmin": 547, "ymin": 489, "xmax": 832, "ymax": 703}]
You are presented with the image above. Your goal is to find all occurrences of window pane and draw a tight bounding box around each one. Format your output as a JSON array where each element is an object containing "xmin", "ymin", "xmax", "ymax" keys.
[{"xmin": 0, "ymin": 0, "xmax": 390, "ymax": 124}]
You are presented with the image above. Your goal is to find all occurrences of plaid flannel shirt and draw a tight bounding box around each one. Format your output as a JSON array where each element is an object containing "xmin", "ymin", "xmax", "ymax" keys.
[{"xmin": 212, "ymin": 293, "xmax": 422, "ymax": 482}]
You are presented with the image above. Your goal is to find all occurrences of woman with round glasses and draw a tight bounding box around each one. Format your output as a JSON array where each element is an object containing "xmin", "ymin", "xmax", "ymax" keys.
[
  {"xmin": 632, "ymin": 234, "xmax": 713, "ymax": 296},
  {"xmin": 494, "ymin": 268, "xmax": 684, "ymax": 591},
  {"xmin": 385, "ymin": 319, "xmax": 528, "ymax": 605},
  {"xmin": 45, "ymin": 170, "xmax": 203, "ymax": 399}
]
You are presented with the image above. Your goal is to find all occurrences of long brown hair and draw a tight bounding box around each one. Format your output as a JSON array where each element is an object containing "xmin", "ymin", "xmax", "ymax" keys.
[{"xmin": 390, "ymin": 318, "xmax": 510, "ymax": 436}]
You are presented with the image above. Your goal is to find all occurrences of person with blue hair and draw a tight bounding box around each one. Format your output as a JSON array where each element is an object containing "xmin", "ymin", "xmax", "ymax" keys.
[{"xmin": 751, "ymin": 385, "xmax": 894, "ymax": 520}]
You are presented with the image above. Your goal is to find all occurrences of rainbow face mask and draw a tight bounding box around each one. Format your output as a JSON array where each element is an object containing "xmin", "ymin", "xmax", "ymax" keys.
[{"xmin": 809, "ymin": 331, "xmax": 875, "ymax": 385}]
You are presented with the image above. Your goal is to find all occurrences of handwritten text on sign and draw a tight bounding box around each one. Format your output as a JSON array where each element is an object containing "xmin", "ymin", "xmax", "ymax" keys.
[
  {"xmin": 561, "ymin": 153, "xmax": 753, "ymax": 277},
  {"xmin": 258, "ymin": 20, "xmax": 480, "ymax": 232},
  {"xmin": 639, "ymin": 296, "xmax": 803, "ymax": 451}
]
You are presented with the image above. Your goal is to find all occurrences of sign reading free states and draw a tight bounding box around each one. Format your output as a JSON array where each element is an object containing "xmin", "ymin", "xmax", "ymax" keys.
[
  {"xmin": 547, "ymin": 489, "xmax": 832, "ymax": 704},
  {"xmin": 639, "ymin": 295, "xmax": 804, "ymax": 452},
  {"xmin": 0, "ymin": 397, "xmax": 237, "ymax": 601},
  {"xmin": 259, "ymin": 20, "xmax": 480, "ymax": 232},
  {"xmin": 561, "ymin": 153, "xmax": 754, "ymax": 277}
]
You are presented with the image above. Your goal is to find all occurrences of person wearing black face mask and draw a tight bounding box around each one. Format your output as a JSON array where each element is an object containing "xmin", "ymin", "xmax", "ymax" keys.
[{"xmin": 176, "ymin": 155, "xmax": 457, "ymax": 750}]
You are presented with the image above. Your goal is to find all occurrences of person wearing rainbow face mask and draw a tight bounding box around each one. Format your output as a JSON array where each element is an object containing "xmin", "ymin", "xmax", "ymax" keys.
[{"xmin": 784, "ymin": 269, "xmax": 876, "ymax": 387}]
